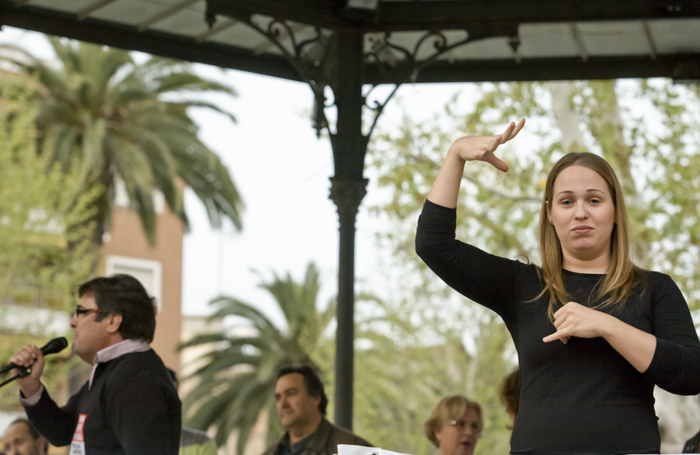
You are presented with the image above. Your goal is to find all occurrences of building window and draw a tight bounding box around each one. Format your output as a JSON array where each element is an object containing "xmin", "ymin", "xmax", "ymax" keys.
[{"xmin": 105, "ymin": 255, "xmax": 163, "ymax": 312}]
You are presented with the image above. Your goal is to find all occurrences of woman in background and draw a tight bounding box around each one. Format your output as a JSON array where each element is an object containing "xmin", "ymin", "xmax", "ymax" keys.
[{"xmin": 425, "ymin": 395, "xmax": 483, "ymax": 455}]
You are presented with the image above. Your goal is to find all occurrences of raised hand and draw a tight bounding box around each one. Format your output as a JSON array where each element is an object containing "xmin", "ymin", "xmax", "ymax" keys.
[{"xmin": 448, "ymin": 118, "xmax": 526, "ymax": 172}]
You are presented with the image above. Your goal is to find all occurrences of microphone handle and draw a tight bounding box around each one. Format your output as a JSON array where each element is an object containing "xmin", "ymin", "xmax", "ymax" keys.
[
  {"xmin": 0, "ymin": 337, "xmax": 68, "ymax": 375},
  {"xmin": 0, "ymin": 362, "xmax": 19, "ymax": 375},
  {"xmin": 0, "ymin": 368, "xmax": 31, "ymax": 389}
]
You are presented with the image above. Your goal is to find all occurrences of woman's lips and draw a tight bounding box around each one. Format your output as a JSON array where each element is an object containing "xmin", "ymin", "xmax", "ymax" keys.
[{"xmin": 572, "ymin": 226, "xmax": 592, "ymax": 234}]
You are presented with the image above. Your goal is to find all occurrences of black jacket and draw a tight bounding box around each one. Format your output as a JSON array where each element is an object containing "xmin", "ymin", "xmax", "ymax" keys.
[{"xmin": 23, "ymin": 349, "xmax": 181, "ymax": 455}]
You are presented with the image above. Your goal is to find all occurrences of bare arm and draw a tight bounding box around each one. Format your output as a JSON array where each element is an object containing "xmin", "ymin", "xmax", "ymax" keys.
[{"xmin": 427, "ymin": 119, "xmax": 526, "ymax": 208}]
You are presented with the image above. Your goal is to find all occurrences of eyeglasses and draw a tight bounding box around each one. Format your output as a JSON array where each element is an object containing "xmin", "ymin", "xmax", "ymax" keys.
[
  {"xmin": 75, "ymin": 307, "xmax": 101, "ymax": 318},
  {"xmin": 447, "ymin": 419, "xmax": 482, "ymax": 435}
]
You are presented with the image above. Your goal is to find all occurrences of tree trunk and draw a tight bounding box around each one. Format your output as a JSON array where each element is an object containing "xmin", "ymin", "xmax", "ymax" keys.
[{"xmin": 547, "ymin": 81, "xmax": 586, "ymax": 153}]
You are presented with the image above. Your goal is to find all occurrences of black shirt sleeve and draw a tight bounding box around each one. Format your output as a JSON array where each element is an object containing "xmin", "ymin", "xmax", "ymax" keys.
[
  {"xmin": 643, "ymin": 273, "xmax": 700, "ymax": 395},
  {"xmin": 415, "ymin": 199, "xmax": 522, "ymax": 323},
  {"xmin": 23, "ymin": 386, "xmax": 82, "ymax": 447}
]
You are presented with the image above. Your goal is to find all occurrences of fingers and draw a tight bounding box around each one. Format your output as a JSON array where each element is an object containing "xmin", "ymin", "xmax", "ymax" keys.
[
  {"xmin": 9, "ymin": 345, "xmax": 41, "ymax": 368},
  {"xmin": 543, "ymin": 329, "xmax": 570, "ymax": 343},
  {"xmin": 499, "ymin": 122, "xmax": 516, "ymax": 142},
  {"xmin": 502, "ymin": 118, "xmax": 526, "ymax": 142},
  {"xmin": 482, "ymin": 136, "xmax": 509, "ymax": 172},
  {"xmin": 510, "ymin": 118, "xmax": 526, "ymax": 140},
  {"xmin": 481, "ymin": 118, "xmax": 525, "ymax": 172}
]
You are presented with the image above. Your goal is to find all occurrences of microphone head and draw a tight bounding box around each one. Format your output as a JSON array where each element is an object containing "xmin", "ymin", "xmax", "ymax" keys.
[{"xmin": 40, "ymin": 337, "xmax": 68, "ymax": 356}]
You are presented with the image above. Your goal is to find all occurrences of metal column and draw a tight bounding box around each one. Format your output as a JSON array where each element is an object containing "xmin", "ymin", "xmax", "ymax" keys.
[{"xmin": 328, "ymin": 29, "xmax": 368, "ymax": 431}]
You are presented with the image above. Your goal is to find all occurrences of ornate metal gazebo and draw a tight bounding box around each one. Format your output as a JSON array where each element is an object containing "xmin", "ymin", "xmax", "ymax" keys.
[{"xmin": 2, "ymin": 0, "xmax": 699, "ymax": 429}]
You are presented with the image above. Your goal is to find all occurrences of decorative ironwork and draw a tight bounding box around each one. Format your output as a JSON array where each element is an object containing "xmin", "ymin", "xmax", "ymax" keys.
[
  {"xmin": 363, "ymin": 83, "xmax": 400, "ymax": 140},
  {"xmin": 206, "ymin": 10, "xmax": 331, "ymax": 136},
  {"xmin": 362, "ymin": 29, "xmax": 493, "ymax": 139},
  {"xmin": 205, "ymin": 8, "xmax": 518, "ymax": 140}
]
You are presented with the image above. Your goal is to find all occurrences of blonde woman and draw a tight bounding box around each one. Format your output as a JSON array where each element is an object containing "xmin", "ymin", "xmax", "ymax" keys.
[
  {"xmin": 425, "ymin": 395, "xmax": 483, "ymax": 455},
  {"xmin": 416, "ymin": 119, "xmax": 700, "ymax": 455}
]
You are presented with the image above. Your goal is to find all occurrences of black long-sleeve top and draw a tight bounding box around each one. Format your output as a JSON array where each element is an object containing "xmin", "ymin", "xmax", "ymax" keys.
[
  {"xmin": 416, "ymin": 200, "xmax": 700, "ymax": 455},
  {"xmin": 23, "ymin": 349, "xmax": 181, "ymax": 455}
]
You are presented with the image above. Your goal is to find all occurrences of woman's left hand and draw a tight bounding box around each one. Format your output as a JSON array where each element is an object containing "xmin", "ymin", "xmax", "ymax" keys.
[{"xmin": 543, "ymin": 301, "xmax": 613, "ymax": 344}]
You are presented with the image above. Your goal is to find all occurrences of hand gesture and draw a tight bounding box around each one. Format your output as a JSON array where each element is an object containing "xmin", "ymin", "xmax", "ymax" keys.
[
  {"xmin": 542, "ymin": 301, "xmax": 613, "ymax": 345},
  {"xmin": 448, "ymin": 118, "xmax": 525, "ymax": 172},
  {"xmin": 8, "ymin": 345, "xmax": 45, "ymax": 397}
]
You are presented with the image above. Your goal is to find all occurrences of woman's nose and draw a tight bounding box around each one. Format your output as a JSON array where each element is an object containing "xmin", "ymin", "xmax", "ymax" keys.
[{"xmin": 574, "ymin": 203, "xmax": 588, "ymax": 219}]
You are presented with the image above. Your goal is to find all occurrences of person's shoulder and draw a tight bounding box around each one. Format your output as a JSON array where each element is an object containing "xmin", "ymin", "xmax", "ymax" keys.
[
  {"xmin": 104, "ymin": 349, "xmax": 171, "ymax": 388},
  {"xmin": 181, "ymin": 427, "xmax": 212, "ymax": 447},
  {"xmin": 328, "ymin": 421, "xmax": 372, "ymax": 447},
  {"xmin": 261, "ymin": 439, "xmax": 281, "ymax": 455},
  {"xmin": 110, "ymin": 348, "xmax": 165, "ymax": 372},
  {"xmin": 641, "ymin": 269, "xmax": 680, "ymax": 291}
]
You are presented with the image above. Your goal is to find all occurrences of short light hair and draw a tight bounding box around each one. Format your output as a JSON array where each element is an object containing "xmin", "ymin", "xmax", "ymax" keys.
[{"xmin": 424, "ymin": 395, "xmax": 484, "ymax": 447}]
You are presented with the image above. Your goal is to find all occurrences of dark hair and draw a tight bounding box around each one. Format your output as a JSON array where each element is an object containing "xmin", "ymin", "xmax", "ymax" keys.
[
  {"xmin": 9, "ymin": 419, "xmax": 48, "ymax": 452},
  {"xmin": 78, "ymin": 274, "xmax": 157, "ymax": 343},
  {"xmin": 500, "ymin": 368, "xmax": 520, "ymax": 417},
  {"xmin": 277, "ymin": 366, "xmax": 328, "ymax": 415}
]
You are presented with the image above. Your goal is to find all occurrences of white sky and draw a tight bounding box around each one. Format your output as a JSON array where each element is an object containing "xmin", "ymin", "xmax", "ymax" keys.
[{"xmin": 0, "ymin": 27, "xmax": 470, "ymax": 326}]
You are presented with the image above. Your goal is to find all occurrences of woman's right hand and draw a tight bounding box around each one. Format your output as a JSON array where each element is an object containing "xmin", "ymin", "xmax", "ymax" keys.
[{"xmin": 448, "ymin": 118, "xmax": 525, "ymax": 172}]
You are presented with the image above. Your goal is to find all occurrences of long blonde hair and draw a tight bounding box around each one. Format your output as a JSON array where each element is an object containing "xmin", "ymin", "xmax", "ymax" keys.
[{"xmin": 536, "ymin": 152, "xmax": 645, "ymax": 320}]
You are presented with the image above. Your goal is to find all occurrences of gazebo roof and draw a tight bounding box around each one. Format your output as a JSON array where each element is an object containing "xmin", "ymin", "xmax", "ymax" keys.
[{"xmin": 2, "ymin": 0, "xmax": 700, "ymax": 83}]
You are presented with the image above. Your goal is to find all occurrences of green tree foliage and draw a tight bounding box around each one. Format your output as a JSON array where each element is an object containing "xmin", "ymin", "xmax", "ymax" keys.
[
  {"xmin": 0, "ymin": 88, "xmax": 96, "ymax": 409},
  {"xmin": 363, "ymin": 79, "xmax": 700, "ymax": 454},
  {"xmin": 179, "ymin": 263, "xmax": 336, "ymax": 454},
  {"xmin": 0, "ymin": 36, "xmax": 243, "ymax": 246}
]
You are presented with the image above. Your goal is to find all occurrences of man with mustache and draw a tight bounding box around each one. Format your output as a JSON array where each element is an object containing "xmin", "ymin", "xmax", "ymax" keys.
[{"xmin": 263, "ymin": 366, "xmax": 371, "ymax": 455}]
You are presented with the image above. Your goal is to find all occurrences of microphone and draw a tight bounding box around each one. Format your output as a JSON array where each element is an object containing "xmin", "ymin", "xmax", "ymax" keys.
[{"xmin": 0, "ymin": 337, "xmax": 69, "ymax": 375}]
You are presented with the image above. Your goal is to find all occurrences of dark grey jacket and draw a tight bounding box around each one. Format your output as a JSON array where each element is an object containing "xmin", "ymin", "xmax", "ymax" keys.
[{"xmin": 262, "ymin": 418, "xmax": 372, "ymax": 455}]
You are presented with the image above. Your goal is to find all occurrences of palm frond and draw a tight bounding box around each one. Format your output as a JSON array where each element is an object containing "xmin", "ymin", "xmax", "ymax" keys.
[
  {"xmin": 151, "ymin": 72, "xmax": 237, "ymax": 97},
  {"xmin": 166, "ymin": 100, "xmax": 236, "ymax": 123},
  {"xmin": 208, "ymin": 297, "xmax": 280, "ymax": 335},
  {"xmin": 180, "ymin": 262, "xmax": 333, "ymax": 451},
  {"xmin": 3, "ymin": 35, "xmax": 244, "ymax": 247}
]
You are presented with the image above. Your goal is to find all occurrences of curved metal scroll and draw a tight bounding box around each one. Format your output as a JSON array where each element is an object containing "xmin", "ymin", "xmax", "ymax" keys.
[
  {"xmin": 362, "ymin": 30, "xmax": 474, "ymax": 139},
  {"xmin": 206, "ymin": 10, "xmax": 331, "ymax": 136},
  {"xmin": 206, "ymin": 8, "xmax": 517, "ymax": 140}
]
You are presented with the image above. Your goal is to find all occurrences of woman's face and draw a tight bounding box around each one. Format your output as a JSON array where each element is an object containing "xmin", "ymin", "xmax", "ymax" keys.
[
  {"xmin": 435, "ymin": 407, "xmax": 481, "ymax": 455},
  {"xmin": 549, "ymin": 165, "xmax": 616, "ymax": 270}
]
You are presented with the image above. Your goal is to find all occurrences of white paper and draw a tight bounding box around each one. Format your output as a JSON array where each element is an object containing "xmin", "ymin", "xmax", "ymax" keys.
[
  {"xmin": 338, "ymin": 444, "xmax": 381, "ymax": 455},
  {"xmin": 337, "ymin": 444, "xmax": 411, "ymax": 455}
]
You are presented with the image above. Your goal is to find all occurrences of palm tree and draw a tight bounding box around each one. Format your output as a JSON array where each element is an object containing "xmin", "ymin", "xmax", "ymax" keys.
[
  {"xmin": 0, "ymin": 36, "xmax": 242, "ymax": 246},
  {"xmin": 179, "ymin": 262, "xmax": 335, "ymax": 453}
]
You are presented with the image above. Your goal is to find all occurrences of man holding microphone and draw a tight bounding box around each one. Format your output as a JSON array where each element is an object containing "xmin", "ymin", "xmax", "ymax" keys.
[{"xmin": 8, "ymin": 274, "xmax": 181, "ymax": 455}]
